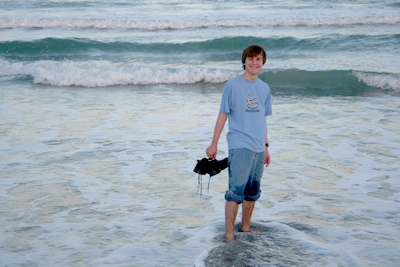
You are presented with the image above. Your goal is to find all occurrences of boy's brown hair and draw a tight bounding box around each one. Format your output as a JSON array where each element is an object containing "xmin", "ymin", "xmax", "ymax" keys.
[{"xmin": 242, "ymin": 44, "xmax": 267, "ymax": 70}]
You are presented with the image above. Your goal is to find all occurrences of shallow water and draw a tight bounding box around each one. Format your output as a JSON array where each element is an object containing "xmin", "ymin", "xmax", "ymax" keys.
[
  {"xmin": 1, "ymin": 82, "xmax": 399, "ymax": 266},
  {"xmin": 1, "ymin": 0, "xmax": 400, "ymax": 265}
]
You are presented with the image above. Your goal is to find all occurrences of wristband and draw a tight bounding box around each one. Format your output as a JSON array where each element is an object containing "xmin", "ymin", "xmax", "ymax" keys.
[{"xmin": 265, "ymin": 143, "xmax": 269, "ymax": 147}]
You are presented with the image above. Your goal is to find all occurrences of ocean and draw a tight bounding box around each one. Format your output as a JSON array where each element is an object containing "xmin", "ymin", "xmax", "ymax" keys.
[{"xmin": 0, "ymin": 0, "xmax": 399, "ymax": 266}]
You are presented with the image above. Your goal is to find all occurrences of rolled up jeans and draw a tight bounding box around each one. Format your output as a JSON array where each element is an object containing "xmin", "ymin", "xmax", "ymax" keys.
[{"xmin": 225, "ymin": 148, "xmax": 264, "ymax": 204}]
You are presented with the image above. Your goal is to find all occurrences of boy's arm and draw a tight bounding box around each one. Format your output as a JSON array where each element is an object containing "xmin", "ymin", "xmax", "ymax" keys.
[
  {"xmin": 206, "ymin": 113, "xmax": 228, "ymax": 159},
  {"xmin": 264, "ymin": 127, "xmax": 270, "ymax": 167}
]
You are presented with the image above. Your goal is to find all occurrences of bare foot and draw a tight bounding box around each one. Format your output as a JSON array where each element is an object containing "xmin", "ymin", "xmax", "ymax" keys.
[{"xmin": 239, "ymin": 226, "xmax": 259, "ymax": 232}]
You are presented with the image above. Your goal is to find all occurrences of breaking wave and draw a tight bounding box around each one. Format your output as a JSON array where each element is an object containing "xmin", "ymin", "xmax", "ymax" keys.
[
  {"xmin": 1, "ymin": 16, "xmax": 399, "ymax": 30},
  {"xmin": 1, "ymin": 59, "xmax": 398, "ymax": 92},
  {"xmin": 353, "ymin": 71, "xmax": 400, "ymax": 91},
  {"xmin": 0, "ymin": 59, "xmax": 237, "ymax": 86}
]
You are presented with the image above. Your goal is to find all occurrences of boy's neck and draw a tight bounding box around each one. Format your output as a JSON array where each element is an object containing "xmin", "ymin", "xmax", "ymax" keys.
[{"xmin": 241, "ymin": 72, "xmax": 259, "ymax": 82}]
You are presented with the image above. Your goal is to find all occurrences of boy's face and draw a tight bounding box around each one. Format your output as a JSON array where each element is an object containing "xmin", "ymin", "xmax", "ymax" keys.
[{"xmin": 244, "ymin": 54, "xmax": 264, "ymax": 75}]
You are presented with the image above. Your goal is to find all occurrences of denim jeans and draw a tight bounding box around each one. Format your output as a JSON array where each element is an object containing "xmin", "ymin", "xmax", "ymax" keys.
[{"xmin": 225, "ymin": 148, "xmax": 264, "ymax": 203}]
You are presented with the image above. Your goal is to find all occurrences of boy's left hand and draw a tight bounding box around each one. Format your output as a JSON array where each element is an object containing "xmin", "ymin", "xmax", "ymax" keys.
[{"xmin": 264, "ymin": 149, "xmax": 270, "ymax": 167}]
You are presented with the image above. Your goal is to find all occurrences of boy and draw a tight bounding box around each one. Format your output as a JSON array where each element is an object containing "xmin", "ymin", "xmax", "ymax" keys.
[{"xmin": 206, "ymin": 44, "xmax": 272, "ymax": 242}]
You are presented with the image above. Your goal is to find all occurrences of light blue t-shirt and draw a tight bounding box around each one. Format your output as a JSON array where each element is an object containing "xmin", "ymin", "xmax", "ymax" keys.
[{"xmin": 219, "ymin": 75, "xmax": 272, "ymax": 152}]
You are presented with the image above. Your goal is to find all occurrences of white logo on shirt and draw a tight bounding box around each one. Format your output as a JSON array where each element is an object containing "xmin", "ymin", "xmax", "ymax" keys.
[{"xmin": 246, "ymin": 93, "xmax": 259, "ymax": 109}]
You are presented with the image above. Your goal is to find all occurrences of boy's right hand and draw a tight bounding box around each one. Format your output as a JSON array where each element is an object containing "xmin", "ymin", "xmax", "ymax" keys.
[{"xmin": 206, "ymin": 144, "xmax": 217, "ymax": 159}]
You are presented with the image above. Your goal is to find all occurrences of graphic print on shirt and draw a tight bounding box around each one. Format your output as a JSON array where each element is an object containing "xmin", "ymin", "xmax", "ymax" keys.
[{"xmin": 245, "ymin": 93, "xmax": 260, "ymax": 112}]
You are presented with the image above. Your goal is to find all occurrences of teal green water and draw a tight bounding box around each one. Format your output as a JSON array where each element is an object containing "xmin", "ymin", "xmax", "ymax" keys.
[
  {"xmin": 1, "ymin": 1, "xmax": 400, "ymax": 266},
  {"xmin": 1, "ymin": 0, "xmax": 399, "ymax": 90}
]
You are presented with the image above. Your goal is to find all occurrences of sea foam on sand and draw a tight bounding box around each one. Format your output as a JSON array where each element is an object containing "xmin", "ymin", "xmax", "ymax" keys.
[{"xmin": 0, "ymin": 83, "xmax": 399, "ymax": 266}]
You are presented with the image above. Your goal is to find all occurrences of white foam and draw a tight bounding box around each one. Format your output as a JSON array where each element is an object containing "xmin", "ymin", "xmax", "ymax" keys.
[
  {"xmin": 3, "ymin": 58, "xmax": 400, "ymax": 89},
  {"xmin": 0, "ymin": 16, "xmax": 399, "ymax": 29},
  {"xmin": 0, "ymin": 59, "xmax": 238, "ymax": 86},
  {"xmin": 353, "ymin": 71, "xmax": 400, "ymax": 91},
  {"xmin": 269, "ymin": 222, "xmax": 364, "ymax": 266}
]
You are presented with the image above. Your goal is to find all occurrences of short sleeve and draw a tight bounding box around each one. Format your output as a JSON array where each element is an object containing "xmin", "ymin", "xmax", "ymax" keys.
[
  {"xmin": 264, "ymin": 88, "xmax": 272, "ymax": 116},
  {"xmin": 219, "ymin": 84, "xmax": 230, "ymax": 114}
]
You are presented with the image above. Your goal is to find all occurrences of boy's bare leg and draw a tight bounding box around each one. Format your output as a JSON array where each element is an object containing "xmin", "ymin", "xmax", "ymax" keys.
[
  {"xmin": 225, "ymin": 200, "xmax": 239, "ymax": 242},
  {"xmin": 240, "ymin": 200, "xmax": 255, "ymax": 232}
]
